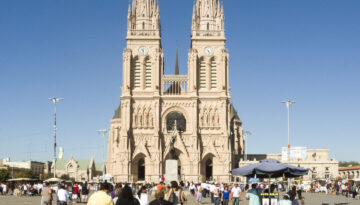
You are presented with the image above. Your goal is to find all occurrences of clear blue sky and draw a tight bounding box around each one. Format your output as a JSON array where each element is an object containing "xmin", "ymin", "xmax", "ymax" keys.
[{"xmin": 0, "ymin": 0, "xmax": 359, "ymax": 163}]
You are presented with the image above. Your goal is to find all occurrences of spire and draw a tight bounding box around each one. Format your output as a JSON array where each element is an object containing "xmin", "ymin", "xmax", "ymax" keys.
[{"xmin": 175, "ymin": 49, "xmax": 179, "ymax": 75}]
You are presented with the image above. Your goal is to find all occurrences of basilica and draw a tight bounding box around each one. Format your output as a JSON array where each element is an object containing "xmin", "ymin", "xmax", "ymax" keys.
[{"xmin": 106, "ymin": 0, "xmax": 244, "ymax": 183}]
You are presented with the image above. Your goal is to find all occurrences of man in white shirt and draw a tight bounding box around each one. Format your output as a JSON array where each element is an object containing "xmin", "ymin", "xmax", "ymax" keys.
[
  {"xmin": 231, "ymin": 183, "xmax": 242, "ymax": 205},
  {"xmin": 57, "ymin": 184, "xmax": 69, "ymax": 205},
  {"xmin": 213, "ymin": 183, "xmax": 221, "ymax": 205},
  {"xmin": 210, "ymin": 183, "xmax": 216, "ymax": 203}
]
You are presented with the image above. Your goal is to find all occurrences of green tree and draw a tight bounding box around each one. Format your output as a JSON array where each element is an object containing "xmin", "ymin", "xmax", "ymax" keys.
[
  {"xmin": 339, "ymin": 161, "xmax": 360, "ymax": 167},
  {"xmin": 15, "ymin": 169, "xmax": 34, "ymax": 178},
  {"xmin": 60, "ymin": 174, "xmax": 70, "ymax": 180},
  {"xmin": 0, "ymin": 169, "xmax": 10, "ymax": 182}
]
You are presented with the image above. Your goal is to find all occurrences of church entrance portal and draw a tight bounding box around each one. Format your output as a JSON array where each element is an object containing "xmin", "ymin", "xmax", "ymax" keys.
[
  {"xmin": 206, "ymin": 159, "xmax": 213, "ymax": 181},
  {"xmin": 138, "ymin": 158, "xmax": 145, "ymax": 181}
]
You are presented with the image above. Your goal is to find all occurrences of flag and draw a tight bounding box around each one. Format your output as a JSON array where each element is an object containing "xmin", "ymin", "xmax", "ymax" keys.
[{"xmin": 59, "ymin": 147, "xmax": 64, "ymax": 159}]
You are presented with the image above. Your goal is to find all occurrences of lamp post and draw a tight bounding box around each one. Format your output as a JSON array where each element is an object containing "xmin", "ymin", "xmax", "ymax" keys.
[
  {"xmin": 98, "ymin": 129, "xmax": 108, "ymax": 179},
  {"xmin": 48, "ymin": 97, "xmax": 63, "ymax": 178},
  {"xmin": 243, "ymin": 130, "xmax": 252, "ymax": 161},
  {"xmin": 281, "ymin": 100, "xmax": 295, "ymax": 161}
]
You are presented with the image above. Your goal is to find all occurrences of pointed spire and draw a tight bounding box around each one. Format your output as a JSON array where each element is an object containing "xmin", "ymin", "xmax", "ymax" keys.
[{"xmin": 175, "ymin": 49, "xmax": 179, "ymax": 75}]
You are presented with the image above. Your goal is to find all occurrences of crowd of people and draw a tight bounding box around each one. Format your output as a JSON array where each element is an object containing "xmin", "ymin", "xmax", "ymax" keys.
[{"xmin": 1, "ymin": 179, "xmax": 360, "ymax": 204}]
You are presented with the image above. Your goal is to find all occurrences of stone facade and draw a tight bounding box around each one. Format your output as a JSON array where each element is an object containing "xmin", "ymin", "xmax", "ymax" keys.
[
  {"xmin": 107, "ymin": 0, "xmax": 244, "ymax": 183},
  {"xmin": 1, "ymin": 158, "xmax": 45, "ymax": 178},
  {"xmin": 239, "ymin": 149, "xmax": 339, "ymax": 181},
  {"xmin": 339, "ymin": 166, "xmax": 360, "ymax": 180}
]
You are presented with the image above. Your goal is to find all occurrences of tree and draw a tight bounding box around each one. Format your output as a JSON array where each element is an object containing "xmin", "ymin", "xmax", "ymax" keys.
[
  {"xmin": 0, "ymin": 169, "xmax": 10, "ymax": 182},
  {"xmin": 14, "ymin": 169, "xmax": 34, "ymax": 178},
  {"xmin": 339, "ymin": 161, "xmax": 360, "ymax": 167},
  {"xmin": 60, "ymin": 174, "xmax": 70, "ymax": 180}
]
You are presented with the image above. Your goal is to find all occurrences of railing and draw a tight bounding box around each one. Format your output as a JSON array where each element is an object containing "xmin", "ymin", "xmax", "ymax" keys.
[
  {"xmin": 162, "ymin": 75, "xmax": 188, "ymax": 95},
  {"xmin": 192, "ymin": 30, "xmax": 225, "ymax": 38},
  {"xmin": 127, "ymin": 30, "xmax": 160, "ymax": 38}
]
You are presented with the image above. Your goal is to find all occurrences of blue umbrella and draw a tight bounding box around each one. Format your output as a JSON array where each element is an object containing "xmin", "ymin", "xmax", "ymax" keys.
[{"xmin": 232, "ymin": 158, "xmax": 309, "ymax": 178}]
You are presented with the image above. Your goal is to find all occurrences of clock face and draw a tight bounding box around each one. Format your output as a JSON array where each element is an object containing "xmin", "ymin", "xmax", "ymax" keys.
[
  {"xmin": 204, "ymin": 47, "xmax": 213, "ymax": 56},
  {"xmin": 138, "ymin": 46, "xmax": 148, "ymax": 56}
]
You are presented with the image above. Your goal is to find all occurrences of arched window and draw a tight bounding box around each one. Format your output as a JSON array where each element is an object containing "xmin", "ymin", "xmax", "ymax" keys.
[
  {"xmin": 166, "ymin": 112, "xmax": 186, "ymax": 132},
  {"xmin": 207, "ymin": 23, "xmax": 210, "ymax": 30},
  {"xmin": 134, "ymin": 58, "xmax": 141, "ymax": 88},
  {"xmin": 145, "ymin": 59, "xmax": 152, "ymax": 88},
  {"xmin": 199, "ymin": 59, "xmax": 206, "ymax": 89},
  {"xmin": 210, "ymin": 59, "xmax": 217, "ymax": 89},
  {"xmin": 142, "ymin": 22, "xmax": 145, "ymax": 30}
]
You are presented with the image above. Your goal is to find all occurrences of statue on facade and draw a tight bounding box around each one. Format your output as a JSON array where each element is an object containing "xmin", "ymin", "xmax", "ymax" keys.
[{"xmin": 169, "ymin": 120, "xmax": 178, "ymax": 159}]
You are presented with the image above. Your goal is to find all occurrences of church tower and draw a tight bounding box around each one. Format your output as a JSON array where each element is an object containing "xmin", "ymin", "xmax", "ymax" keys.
[{"xmin": 188, "ymin": 0, "xmax": 228, "ymax": 95}]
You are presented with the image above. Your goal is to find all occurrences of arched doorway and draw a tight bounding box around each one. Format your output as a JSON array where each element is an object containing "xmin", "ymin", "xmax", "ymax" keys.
[
  {"xmin": 138, "ymin": 158, "xmax": 145, "ymax": 181},
  {"xmin": 206, "ymin": 159, "xmax": 213, "ymax": 181},
  {"xmin": 201, "ymin": 153, "xmax": 215, "ymax": 182}
]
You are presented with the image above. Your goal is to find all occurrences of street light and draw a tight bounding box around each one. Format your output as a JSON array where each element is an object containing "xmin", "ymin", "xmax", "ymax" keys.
[
  {"xmin": 243, "ymin": 130, "xmax": 252, "ymax": 161},
  {"xmin": 48, "ymin": 97, "xmax": 63, "ymax": 178},
  {"xmin": 98, "ymin": 129, "xmax": 108, "ymax": 178},
  {"xmin": 281, "ymin": 100, "xmax": 295, "ymax": 161}
]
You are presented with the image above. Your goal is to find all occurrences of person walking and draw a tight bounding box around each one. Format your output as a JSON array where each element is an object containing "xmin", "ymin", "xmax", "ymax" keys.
[
  {"xmin": 221, "ymin": 186, "xmax": 231, "ymax": 205},
  {"xmin": 57, "ymin": 184, "xmax": 69, "ymax": 205},
  {"xmin": 231, "ymin": 184, "xmax": 242, "ymax": 205},
  {"xmin": 41, "ymin": 183, "xmax": 52, "ymax": 205},
  {"xmin": 87, "ymin": 182, "xmax": 113, "ymax": 205},
  {"xmin": 116, "ymin": 185, "xmax": 140, "ymax": 205}
]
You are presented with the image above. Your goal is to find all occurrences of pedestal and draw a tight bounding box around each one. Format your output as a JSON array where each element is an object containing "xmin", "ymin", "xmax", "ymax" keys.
[{"xmin": 165, "ymin": 160, "xmax": 178, "ymax": 184}]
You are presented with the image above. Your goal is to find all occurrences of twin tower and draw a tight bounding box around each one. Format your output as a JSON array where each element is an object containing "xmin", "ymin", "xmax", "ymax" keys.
[{"xmin": 107, "ymin": 0, "xmax": 244, "ymax": 183}]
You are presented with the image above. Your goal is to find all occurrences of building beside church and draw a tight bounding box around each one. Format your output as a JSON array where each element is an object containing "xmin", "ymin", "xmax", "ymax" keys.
[
  {"xmin": 51, "ymin": 156, "xmax": 103, "ymax": 182},
  {"xmin": 107, "ymin": 0, "xmax": 244, "ymax": 183},
  {"xmin": 239, "ymin": 149, "xmax": 339, "ymax": 181}
]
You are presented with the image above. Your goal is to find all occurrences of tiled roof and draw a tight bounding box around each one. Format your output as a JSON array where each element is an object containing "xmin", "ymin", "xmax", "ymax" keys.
[{"xmin": 339, "ymin": 166, "xmax": 360, "ymax": 171}]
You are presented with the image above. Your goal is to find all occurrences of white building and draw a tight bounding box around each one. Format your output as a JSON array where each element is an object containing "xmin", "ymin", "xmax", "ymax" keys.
[{"xmin": 239, "ymin": 149, "xmax": 339, "ymax": 180}]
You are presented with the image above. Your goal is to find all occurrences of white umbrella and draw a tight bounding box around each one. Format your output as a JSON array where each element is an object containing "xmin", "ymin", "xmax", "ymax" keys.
[{"xmin": 45, "ymin": 178, "xmax": 62, "ymax": 183}]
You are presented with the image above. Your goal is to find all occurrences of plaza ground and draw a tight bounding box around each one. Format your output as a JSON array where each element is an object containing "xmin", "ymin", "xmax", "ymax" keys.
[{"xmin": 1, "ymin": 192, "xmax": 359, "ymax": 205}]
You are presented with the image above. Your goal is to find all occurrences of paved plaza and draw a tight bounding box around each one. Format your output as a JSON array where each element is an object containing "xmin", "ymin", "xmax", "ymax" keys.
[{"xmin": 1, "ymin": 192, "xmax": 359, "ymax": 205}]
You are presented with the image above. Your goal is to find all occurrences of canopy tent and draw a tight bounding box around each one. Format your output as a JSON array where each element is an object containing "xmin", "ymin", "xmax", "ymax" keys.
[
  {"xmin": 7, "ymin": 178, "xmax": 33, "ymax": 182},
  {"xmin": 44, "ymin": 178, "xmax": 62, "ymax": 183},
  {"xmin": 232, "ymin": 158, "xmax": 309, "ymax": 178}
]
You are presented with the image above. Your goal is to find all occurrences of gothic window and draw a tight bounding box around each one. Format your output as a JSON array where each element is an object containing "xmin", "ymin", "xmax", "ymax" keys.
[
  {"xmin": 199, "ymin": 59, "xmax": 206, "ymax": 89},
  {"xmin": 145, "ymin": 59, "xmax": 152, "ymax": 88},
  {"xmin": 210, "ymin": 59, "xmax": 217, "ymax": 89},
  {"xmin": 207, "ymin": 23, "xmax": 210, "ymax": 30},
  {"xmin": 142, "ymin": 22, "xmax": 145, "ymax": 29},
  {"xmin": 134, "ymin": 59, "xmax": 141, "ymax": 88},
  {"xmin": 166, "ymin": 112, "xmax": 186, "ymax": 132}
]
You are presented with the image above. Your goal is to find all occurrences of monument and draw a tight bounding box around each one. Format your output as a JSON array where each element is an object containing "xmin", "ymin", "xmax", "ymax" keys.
[{"xmin": 165, "ymin": 121, "xmax": 179, "ymax": 183}]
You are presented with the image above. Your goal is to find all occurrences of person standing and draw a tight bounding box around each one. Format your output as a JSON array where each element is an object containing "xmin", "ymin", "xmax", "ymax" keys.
[
  {"xmin": 196, "ymin": 185, "xmax": 203, "ymax": 205},
  {"xmin": 231, "ymin": 184, "xmax": 242, "ymax": 205},
  {"xmin": 136, "ymin": 186, "xmax": 149, "ymax": 205},
  {"xmin": 213, "ymin": 184, "xmax": 221, "ymax": 205},
  {"xmin": 87, "ymin": 182, "xmax": 114, "ymax": 205},
  {"xmin": 149, "ymin": 190, "xmax": 172, "ymax": 205},
  {"xmin": 82, "ymin": 182, "xmax": 89, "ymax": 203},
  {"xmin": 57, "ymin": 184, "xmax": 69, "ymax": 205},
  {"xmin": 116, "ymin": 186, "xmax": 140, "ymax": 205},
  {"xmin": 41, "ymin": 183, "xmax": 52, "ymax": 205},
  {"xmin": 246, "ymin": 184, "xmax": 261, "ymax": 205},
  {"xmin": 221, "ymin": 186, "xmax": 231, "ymax": 205}
]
